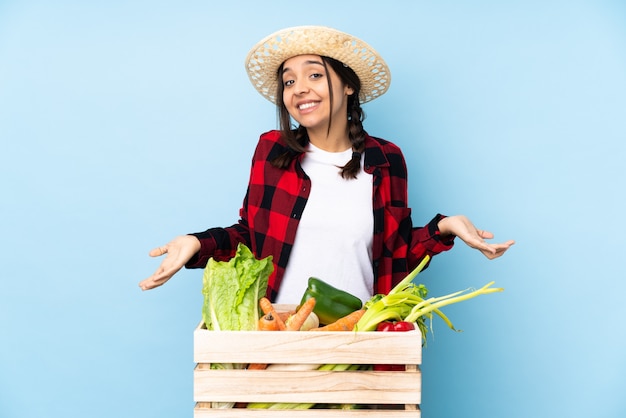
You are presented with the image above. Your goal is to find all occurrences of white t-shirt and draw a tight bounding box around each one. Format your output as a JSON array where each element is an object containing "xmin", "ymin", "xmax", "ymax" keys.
[{"xmin": 275, "ymin": 143, "xmax": 374, "ymax": 305}]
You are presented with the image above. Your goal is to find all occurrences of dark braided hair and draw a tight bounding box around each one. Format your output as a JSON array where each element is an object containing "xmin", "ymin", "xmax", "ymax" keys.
[{"xmin": 271, "ymin": 56, "xmax": 367, "ymax": 179}]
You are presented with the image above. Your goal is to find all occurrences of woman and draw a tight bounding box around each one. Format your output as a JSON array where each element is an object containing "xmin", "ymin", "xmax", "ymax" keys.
[{"xmin": 138, "ymin": 26, "xmax": 514, "ymax": 303}]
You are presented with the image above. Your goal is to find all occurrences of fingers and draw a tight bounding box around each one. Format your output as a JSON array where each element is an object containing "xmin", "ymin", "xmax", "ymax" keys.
[
  {"xmin": 477, "ymin": 229, "xmax": 494, "ymax": 240},
  {"xmin": 148, "ymin": 246, "xmax": 168, "ymax": 257},
  {"xmin": 139, "ymin": 278, "xmax": 167, "ymax": 291},
  {"xmin": 139, "ymin": 266, "xmax": 164, "ymax": 290},
  {"xmin": 138, "ymin": 279, "xmax": 157, "ymax": 291},
  {"xmin": 481, "ymin": 240, "xmax": 515, "ymax": 260},
  {"xmin": 139, "ymin": 252, "xmax": 187, "ymax": 291},
  {"xmin": 478, "ymin": 242, "xmax": 497, "ymax": 256},
  {"xmin": 139, "ymin": 269, "xmax": 171, "ymax": 290},
  {"xmin": 140, "ymin": 237, "xmax": 198, "ymax": 290}
]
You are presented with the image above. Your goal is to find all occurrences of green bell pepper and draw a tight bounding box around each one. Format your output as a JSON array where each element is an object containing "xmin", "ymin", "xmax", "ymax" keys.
[{"xmin": 298, "ymin": 277, "xmax": 363, "ymax": 325}]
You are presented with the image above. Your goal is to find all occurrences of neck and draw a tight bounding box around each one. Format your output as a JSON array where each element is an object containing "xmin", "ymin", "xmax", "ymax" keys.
[{"xmin": 306, "ymin": 122, "xmax": 351, "ymax": 152}]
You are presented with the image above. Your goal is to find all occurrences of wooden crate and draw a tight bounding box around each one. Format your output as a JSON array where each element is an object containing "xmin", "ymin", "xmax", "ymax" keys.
[{"xmin": 193, "ymin": 317, "xmax": 422, "ymax": 417}]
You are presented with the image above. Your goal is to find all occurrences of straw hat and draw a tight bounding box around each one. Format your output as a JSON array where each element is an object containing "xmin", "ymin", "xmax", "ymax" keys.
[{"xmin": 245, "ymin": 25, "xmax": 391, "ymax": 104}]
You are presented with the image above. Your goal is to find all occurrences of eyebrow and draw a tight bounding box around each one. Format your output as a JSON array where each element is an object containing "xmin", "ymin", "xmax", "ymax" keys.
[{"xmin": 282, "ymin": 59, "xmax": 325, "ymax": 74}]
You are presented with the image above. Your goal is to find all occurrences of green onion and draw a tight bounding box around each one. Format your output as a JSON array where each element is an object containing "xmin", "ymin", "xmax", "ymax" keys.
[{"xmin": 353, "ymin": 255, "xmax": 504, "ymax": 345}]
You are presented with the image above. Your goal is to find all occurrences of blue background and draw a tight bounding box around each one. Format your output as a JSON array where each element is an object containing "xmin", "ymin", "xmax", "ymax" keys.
[{"xmin": 1, "ymin": 1, "xmax": 625, "ymax": 417}]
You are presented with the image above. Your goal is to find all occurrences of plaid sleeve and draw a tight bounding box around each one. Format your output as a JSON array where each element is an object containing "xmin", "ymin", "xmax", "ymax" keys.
[
  {"xmin": 185, "ymin": 221, "xmax": 251, "ymax": 269},
  {"xmin": 407, "ymin": 213, "xmax": 455, "ymax": 269}
]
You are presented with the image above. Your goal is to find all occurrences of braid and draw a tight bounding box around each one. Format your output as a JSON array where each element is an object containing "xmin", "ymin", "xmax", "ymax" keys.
[{"xmin": 340, "ymin": 97, "xmax": 366, "ymax": 179}]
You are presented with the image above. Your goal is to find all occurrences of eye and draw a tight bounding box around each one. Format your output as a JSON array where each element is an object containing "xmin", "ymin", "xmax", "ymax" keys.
[
  {"xmin": 283, "ymin": 79, "xmax": 294, "ymax": 87},
  {"xmin": 310, "ymin": 72, "xmax": 324, "ymax": 80}
]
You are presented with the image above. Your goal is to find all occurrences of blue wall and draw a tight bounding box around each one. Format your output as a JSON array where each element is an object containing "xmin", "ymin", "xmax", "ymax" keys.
[{"xmin": 1, "ymin": 1, "xmax": 625, "ymax": 417}]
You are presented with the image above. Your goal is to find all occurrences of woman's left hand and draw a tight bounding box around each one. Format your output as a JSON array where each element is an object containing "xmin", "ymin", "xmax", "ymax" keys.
[{"xmin": 437, "ymin": 215, "xmax": 515, "ymax": 260}]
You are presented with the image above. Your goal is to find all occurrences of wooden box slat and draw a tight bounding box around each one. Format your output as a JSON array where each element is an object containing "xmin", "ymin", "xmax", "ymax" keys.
[
  {"xmin": 194, "ymin": 409, "xmax": 420, "ymax": 417},
  {"xmin": 194, "ymin": 368, "xmax": 421, "ymax": 404},
  {"xmin": 194, "ymin": 324, "xmax": 421, "ymax": 365}
]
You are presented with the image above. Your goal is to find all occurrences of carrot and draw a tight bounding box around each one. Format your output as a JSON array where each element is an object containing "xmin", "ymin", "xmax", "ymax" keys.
[
  {"xmin": 285, "ymin": 297, "xmax": 316, "ymax": 331},
  {"xmin": 249, "ymin": 312, "xmax": 281, "ymax": 370},
  {"xmin": 247, "ymin": 363, "xmax": 268, "ymax": 370},
  {"xmin": 259, "ymin": 297, "xmax": 286, "ymax": 330},
  {"xmin": 258, "ymin": 312, "xmax": 280, "ymax": 331},
  {"xmin": 310, "ymin": 309, "xmax": 366, "ymax": 332}
]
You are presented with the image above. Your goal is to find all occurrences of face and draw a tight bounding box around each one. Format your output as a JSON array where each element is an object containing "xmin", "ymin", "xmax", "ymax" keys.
[{"xmin": 280, "ymin": 54, "xmax": 354, "ymax": 135}]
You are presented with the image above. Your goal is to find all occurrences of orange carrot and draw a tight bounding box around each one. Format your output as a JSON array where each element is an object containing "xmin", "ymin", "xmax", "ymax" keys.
[
  {"xmin": 247, "ymin": 363, "xmax": 268, "ymax": 370},
  {"xmin": 310, "ymin": 309, "xmax": 366, "ymax": 332},
  {"xmin": 259, "ymin": 297, "xmax": 286, "ymax": 330},
  {"xmin": 285, "ymin": 297, "xmax": 316, "ymax": 331},
  {"xmin": 249, "ymin": 312, "xmax": 281, "ymax": 370},
  {"xmin": 258, "ymin": 312, "xmax": 280, "ymax": 331}
]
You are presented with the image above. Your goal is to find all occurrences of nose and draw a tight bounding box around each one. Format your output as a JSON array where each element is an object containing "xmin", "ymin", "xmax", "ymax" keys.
[{"xmin": 293, "ymin": 79, "xmax": 309, "ymax": 95}]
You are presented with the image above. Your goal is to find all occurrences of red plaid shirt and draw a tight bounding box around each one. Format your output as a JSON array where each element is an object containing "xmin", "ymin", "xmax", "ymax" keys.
[{"xmin": 186, "ymin": 130, "xmax": 454, "ymax": 300}]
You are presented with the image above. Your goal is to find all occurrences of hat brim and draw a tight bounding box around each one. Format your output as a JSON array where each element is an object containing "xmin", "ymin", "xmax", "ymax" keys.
[{"xmin": 245, "ymin": 25, "xmax": 391, "ymax": 104}]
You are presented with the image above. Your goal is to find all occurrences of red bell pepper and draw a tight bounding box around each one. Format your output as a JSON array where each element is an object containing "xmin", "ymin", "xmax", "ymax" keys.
[
  {"xmin": 373, "ymin": 321, "xmax": 415, "ymax": 371},
  {"xmin": 376, "ymin": 321, "xmax": 415, "ymax": 332}
]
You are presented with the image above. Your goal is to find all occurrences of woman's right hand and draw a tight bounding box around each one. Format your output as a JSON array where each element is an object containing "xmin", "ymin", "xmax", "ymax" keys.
[{"xmin": 138, "ymin": 235, "xmax": 201, "ymax": 291}]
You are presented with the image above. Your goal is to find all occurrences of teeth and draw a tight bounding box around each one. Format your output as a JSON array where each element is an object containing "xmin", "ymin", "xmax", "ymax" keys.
[{"xmin": 299, "ymin": 102, "xmax": 317, "ymax": 110}]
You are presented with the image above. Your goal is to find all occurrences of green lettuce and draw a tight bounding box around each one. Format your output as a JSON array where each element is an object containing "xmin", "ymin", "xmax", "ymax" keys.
[{"xmin": 202, "ymin": 243, "xmax": 273, "ymax": 331}]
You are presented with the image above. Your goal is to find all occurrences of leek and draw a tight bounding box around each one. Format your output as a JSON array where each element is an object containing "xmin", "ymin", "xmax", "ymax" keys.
[{"xmin": 353, "ymin": 255, "xmax": 504, "ymax": 344}]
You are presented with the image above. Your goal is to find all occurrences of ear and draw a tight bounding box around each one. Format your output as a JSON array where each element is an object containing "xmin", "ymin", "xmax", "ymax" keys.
[{"xmin": 344, "ymin": 85, "xmax": 355, "ymax": 96}]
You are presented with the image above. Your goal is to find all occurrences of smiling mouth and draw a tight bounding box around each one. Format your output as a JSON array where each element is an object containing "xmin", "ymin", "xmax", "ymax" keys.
[{"xmin": 298, "ymin": 102, "xmax": 318, "ymax": 110}]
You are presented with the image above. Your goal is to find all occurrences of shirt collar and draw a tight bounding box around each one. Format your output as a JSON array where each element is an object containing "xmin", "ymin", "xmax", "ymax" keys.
[{"xmin": 364, "ymin": 135, "xmax": 391, "ymax": 170}]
